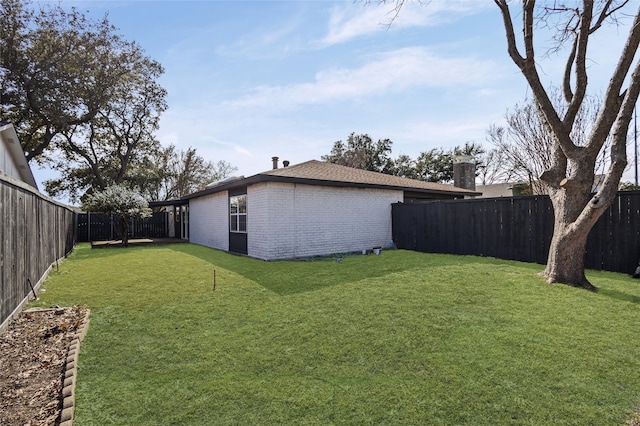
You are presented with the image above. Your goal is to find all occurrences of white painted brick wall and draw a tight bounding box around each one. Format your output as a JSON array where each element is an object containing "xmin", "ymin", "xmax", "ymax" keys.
[
  {"xmin": 248, "ymin": 182, "xmax": 402, "ymax": 260},
  {"xmin": 189, "ymin": 191, "xmax": 229, "ymax": 251}
]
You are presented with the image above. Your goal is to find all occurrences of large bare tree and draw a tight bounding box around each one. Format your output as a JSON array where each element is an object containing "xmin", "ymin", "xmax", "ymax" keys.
[
  {"xmin": 384, "ymin": 0, "xmax": 639, "ymax": 290},
  {"xmin": 495, "ymin": 0, "xmax": 639, "ymax": 290}
]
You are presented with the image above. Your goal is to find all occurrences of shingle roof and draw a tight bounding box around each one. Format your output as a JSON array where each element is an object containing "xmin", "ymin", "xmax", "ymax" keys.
[
  {"xmin": 186, "ymin": 159, "xmax": 479, "ymax": 199},
  {"xmin": 261, "ymin": 160, "xmax": 476, "ymax": 194}
]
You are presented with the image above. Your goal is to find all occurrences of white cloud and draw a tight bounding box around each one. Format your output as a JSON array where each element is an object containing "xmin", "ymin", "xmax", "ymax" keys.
[
  {"xmin": 226, "ymin": 46, "xmax": 501, "ymax": 109},
  {"xmin": 214, "ymin": 20, "xmax": 302, "ymax": 59},
  {"xmin": 320, "ymin": 1, "xmax": 487, "ymax": 46}
]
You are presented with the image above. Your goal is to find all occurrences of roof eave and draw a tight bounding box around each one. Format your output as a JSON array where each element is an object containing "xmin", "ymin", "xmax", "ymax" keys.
[
  {"xmin": 183, "ymin": 173, "xmax": 480, "ymax": 199},
  {"xmin": 0, "ymin": 122, "xmax": 38, "ymax": 189}
]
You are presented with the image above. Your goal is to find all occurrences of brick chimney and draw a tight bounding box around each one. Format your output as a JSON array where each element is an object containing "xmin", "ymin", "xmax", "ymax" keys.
[
  {"xmin": 272, "ymin": 156, "xmax": 279, "ymax": 169},
  {"xmin": 453, "ymin": 155, "xmax": 476, "ymax": 191}
]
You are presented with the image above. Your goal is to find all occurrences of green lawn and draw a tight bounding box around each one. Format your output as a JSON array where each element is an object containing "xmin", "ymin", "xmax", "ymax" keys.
[{"xmin": 34, "ymin": 243, "xmax": 640, "ymax": 425}]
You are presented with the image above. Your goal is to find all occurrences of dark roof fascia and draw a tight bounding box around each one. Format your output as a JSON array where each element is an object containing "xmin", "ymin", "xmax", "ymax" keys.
[
  {"xmin": 183, "ymin": 175, "xmax": 261, "ymax": 200},
  {"xmin": 149, "ymin": 199, "xmax": 189, "ymax": 207},
  {"xmin": 256, "ymin": 174, "xmax": 482, "ymax": 196},
  {"xmin": 184, "ymin": 173, "xmax": 480, "ymax": 199}
]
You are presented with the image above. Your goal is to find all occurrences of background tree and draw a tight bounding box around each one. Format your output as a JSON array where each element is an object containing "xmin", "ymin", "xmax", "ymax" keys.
[
  {"xmin": 414, "ymin": 142, "xmax": 485, "ymax": 183},
  {"xmin": 487, "ymin": 89, "xmax": 609, "ymax": 195},
  {"xmin": 131, "ymin": 145, "xmax": 238, "ymax": 201},
  {"xmin": 619, "ymin": 181, "xmax": 640, "ymax": 191},
  {"xmin": 322, "ymin": 132, "xmax": 394, "ymax": 173},
  {"xmin": 322, "ymin": 133, "xmax": 487, "ymax": 184},
  {"xmin": 81, "ymin": 184, "xmax": 151, "ymax": 247},
  {"xmin": 391, "ymin": 154, "xmax": 418, "ymax": 179},
  {"xmin": 476, "ymin": 147, "xmax": 515, "ymax": 186}
]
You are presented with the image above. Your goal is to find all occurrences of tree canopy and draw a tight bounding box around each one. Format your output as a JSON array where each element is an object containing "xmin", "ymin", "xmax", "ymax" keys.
[
  {"xmin": 0, "ymin": 0, "xmax": 169, "ymax": 202},
  {"xmin": 322, "ymin": 133, "xmax": 394, "ymax": 174},
  {"xmin": 322, "ymin": 133, "xmax": 486, "ymax": 184},
  {"xmin": 130, "ymin": 145, "xmax": 238, "ymax": 201}
]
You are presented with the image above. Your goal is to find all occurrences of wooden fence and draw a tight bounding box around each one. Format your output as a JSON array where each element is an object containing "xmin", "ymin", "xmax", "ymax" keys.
[
  {"xmin": 1, "ymin": 174, "xmax": 76, "ymax": 332},
  {"xmin": 77, "ymin": 211, "xmax": 168, "ymax": 242},
  {"xmin": 392, "ymin": 191, "xmax": 640, "ymax": 275}
]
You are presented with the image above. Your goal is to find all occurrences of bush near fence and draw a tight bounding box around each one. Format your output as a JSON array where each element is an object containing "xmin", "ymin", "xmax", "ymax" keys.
[
  {"xmin": 0, "ymin": 173, "xmax": 76, "ymax": 332},
  {"xmin": 392, "ymin": 191, "xmax": 640, "ymax": 275}
]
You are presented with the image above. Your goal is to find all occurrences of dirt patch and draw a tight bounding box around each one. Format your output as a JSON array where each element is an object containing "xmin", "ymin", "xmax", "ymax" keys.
[{"xmin": 0, "ymin": 306, "xmax": 88, "ymax": 426}]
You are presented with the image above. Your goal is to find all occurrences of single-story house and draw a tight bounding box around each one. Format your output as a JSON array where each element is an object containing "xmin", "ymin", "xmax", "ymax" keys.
[
  {"xmin": 0, "ymin": 121, "xmax": 37, "ymax": 189},
  {"xmin": 185, "ymin": 159, "xmax": 480, "ymax": 260}
]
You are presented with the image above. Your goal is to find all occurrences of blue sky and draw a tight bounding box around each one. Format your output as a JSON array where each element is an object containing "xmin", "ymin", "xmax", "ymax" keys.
[{"xmin": 33, "ymin": 0, "xmax": 635, "ymax": 192}]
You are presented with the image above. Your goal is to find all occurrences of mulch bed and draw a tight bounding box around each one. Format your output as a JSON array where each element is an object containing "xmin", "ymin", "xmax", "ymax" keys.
[{"xmin": 0, "ymin": 306, "xmax": 88, "ymax": 426}]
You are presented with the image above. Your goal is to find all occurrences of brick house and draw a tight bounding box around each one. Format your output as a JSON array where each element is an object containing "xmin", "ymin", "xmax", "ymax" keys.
[{"xmin": 185, "ymin": 159, "xmax": 479, "ymax": 260}]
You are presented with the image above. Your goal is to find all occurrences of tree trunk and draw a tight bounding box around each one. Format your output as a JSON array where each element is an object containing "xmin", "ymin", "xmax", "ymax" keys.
[
  {"xmin": 543, "ymin": 225, "xmax": 595, "ymax": 291},
  {"xmin": 542, "ymin": 173, "xmax": 601, "ymax": 291},
  {"xmin": 117, "ymin": 216, "xmax": 129, "ymax": 248}
]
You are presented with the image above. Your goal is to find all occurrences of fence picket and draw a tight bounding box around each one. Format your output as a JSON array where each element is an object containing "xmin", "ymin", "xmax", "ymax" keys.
[
  {"xmin": 0, "ymin": 176, "xmax": 75, "ymax": 331},
  {"xmin": 76, "ymin": 212, "xmax": 168, "ymax": 242},
  {"xmin": 392, "ymin": 191, "xmax": 640, "ymax": 275}
]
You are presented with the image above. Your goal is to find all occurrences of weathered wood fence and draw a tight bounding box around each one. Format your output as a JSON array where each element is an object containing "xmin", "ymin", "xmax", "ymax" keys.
[
  {"xmin": 392, "ymin": 191, "xmax": 640, "ymax": 275},
  {"xmin": 1, "ymin": 174, "xmax": 76, "ymax": 332},
  {"xmin": 76, "ymin": 212, "xmax": 168, "ymax": 242}
]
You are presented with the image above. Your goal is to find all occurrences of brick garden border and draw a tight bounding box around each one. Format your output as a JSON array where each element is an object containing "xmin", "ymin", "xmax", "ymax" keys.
[{"xmin": 59, "ymin": 309, "xmax": 91, "ymax": 426}]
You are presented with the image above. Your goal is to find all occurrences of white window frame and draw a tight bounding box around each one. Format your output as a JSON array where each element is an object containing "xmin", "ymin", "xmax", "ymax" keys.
[{"xmin": 229, "ymin": 194, "xmax": 247, "ymax": 233}]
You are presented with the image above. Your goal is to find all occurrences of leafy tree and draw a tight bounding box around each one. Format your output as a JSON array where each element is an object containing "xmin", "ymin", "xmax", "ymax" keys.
[
  {"xmin": 43, "ymin": 49, "xmax": 167, "ymax": 202},
  {"xmin": 131, "ymin": 145, "xmax": 238, "ymax": 201},
  {"xmin": 414, "ymin": 148, "xmax": 453, "ymax": 182},
  {"xmin": 323, "ymin": 133, "xmax": 487, "ymax": 184},
  {"xmin": 414, "ymin": 142, "xmax": 485, "ymax": 183},
  {"xmin": 391, "ymin": 154, "xmax": 418, "ymax": 179},
  {"xmin": 619, "ymin": 181, "xmax": 640, "ymax": 191},
  {"xmin": 81, "ymin": 184, "xmax": 151, "ymax": 247},
  {"xmin": 1, "ymin": 0, "xmax": 136, "ymax": 160},
  {"xmin": 1, "ymin": 0, "xmax": 167, "ymax": 202},
  {"xmin": 322, "ymin": 133, "xmax": 394, "ymax": 173}
]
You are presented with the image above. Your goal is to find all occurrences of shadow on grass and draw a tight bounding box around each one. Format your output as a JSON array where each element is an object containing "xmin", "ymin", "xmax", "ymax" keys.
[
  {"xmin": 166, "ymin": 243, "xmax": 459, "ymax": 295},
  {"xmin": 596, "ymin": 287, "xmax": 640, "ymax": 304}
]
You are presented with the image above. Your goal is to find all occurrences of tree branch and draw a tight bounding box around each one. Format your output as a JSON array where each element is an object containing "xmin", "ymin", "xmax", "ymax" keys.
[
  {"xmin": 563, "ymin": 0, "xmax": 592, "ymax": 129},
  {"xmin": 588, "ymin": 3, "xmax": 640, "ymax": 155}
]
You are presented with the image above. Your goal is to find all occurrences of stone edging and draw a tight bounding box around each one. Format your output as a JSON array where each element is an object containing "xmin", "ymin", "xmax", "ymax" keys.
[{"xmin": 59, "ymin": 309, "xmax": 91, "ymax": 426}]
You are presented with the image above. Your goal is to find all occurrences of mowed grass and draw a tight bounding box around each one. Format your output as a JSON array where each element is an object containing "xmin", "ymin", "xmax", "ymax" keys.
[{"xmin": 34, "ymin": 243, "xmax": 640, "ymax": 425}]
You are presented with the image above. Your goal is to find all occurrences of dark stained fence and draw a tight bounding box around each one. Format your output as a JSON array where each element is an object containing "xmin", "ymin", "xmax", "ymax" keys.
[
  {"xmin": 77, "ymin": 211, "xmax": 168, "ymax": 242},
  {"xmin": 392, "ymin": 191, "xmax": 640, "ymax": 275},
  {"xmin": 1, "ymin": 175, "xmax": 76, "ymax": 332}
]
